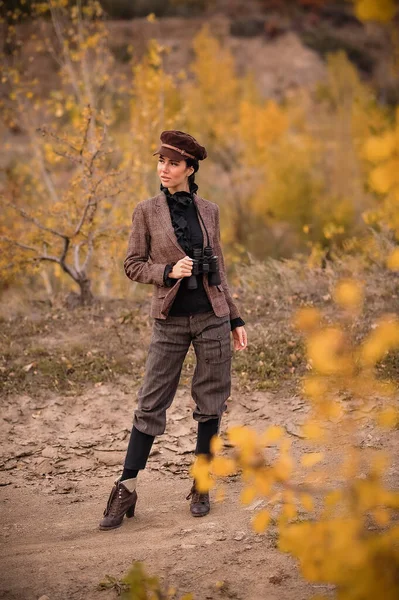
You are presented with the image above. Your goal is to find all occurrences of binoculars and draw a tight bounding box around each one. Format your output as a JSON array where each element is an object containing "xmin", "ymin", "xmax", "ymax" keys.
[{"xmin": 187, "ymin": 246, "xmax": 221, "ymax": 290}]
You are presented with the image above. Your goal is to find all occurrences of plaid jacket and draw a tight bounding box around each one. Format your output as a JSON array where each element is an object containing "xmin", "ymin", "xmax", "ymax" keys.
[{"xmin": 124, "ymin": 192, "xmax": 242, "ymax": 321}]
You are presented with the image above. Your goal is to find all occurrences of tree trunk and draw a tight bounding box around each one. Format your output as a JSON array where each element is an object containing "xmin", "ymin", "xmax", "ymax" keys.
[{"xmin": 78, "ymin": 277, "xmax": 94, "ymax": 305}]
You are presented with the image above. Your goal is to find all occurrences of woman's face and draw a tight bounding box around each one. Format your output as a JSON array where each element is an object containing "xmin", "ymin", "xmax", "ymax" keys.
[{"xmin": 157, "ymin": 154, "xmax": 193, "ymax": 192}]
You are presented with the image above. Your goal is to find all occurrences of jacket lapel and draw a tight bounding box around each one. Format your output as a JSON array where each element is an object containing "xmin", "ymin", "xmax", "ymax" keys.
[
  {"xmin": 193, "ymin": 194, "xmax": 212, "ymax": 250},
  {"xmin": 155, "ymin": 192, "xmax": 212, "ymax": 255},
  {"xmin": 155, "ymin": 192, "xmax": 186, "ymax": 256}
]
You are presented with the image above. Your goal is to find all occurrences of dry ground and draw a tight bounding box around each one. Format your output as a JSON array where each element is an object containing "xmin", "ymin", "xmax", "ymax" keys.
[
  {"xmin": 1, "ymin": 380, "xmax": 331, "ymax": 600},
  {"xmin": 2, "ymin": 377, "xmax": 397, "ymax": 600},
  {"xmin": 0, "ymin": 284, "xmax": 398, "ymax": 600}
]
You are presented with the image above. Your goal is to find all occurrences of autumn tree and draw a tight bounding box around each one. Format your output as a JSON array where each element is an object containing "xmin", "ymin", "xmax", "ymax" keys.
[
  {"xmin": 0, "ymin": 107, "xmax": 126, "ymax": 304},
  {"xmin": 0, "ymin": 0, "xmax": 129, "ymax": 300}
]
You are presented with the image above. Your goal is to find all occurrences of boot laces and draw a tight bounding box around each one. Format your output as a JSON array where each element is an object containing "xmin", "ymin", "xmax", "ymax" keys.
[
  {"xmin": 186, "ymin": 486, "xmax": 208, "ymax": 504},
  {"xmin": 103, "ymin": 484, "xmax": 124, "ymax": 516}
]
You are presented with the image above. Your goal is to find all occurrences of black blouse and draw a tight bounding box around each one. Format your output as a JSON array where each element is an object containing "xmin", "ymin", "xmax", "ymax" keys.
[{"xmin": 160, "ymin": 184, "xmax": 245, "ymax": 331}]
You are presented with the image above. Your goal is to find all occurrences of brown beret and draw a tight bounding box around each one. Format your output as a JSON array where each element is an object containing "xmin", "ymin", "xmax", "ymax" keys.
[{"xmin": 153, "ymin": 130, "xmax": 207, "ymax": 162}]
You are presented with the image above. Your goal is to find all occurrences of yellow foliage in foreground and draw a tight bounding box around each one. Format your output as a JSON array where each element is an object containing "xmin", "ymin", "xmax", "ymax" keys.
[
  {"xmin": 191, "ymin": 278, "xmax": 399, "ymax": 599},
  {"xmin": 353, "ymin": 0, "xmax": 397, "ymax": 23}
]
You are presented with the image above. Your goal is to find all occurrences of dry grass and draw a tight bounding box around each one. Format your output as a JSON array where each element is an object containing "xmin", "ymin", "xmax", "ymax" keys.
[{"xmin": 1, "ymin": 254, "xmax": 399, "ymax": 397}]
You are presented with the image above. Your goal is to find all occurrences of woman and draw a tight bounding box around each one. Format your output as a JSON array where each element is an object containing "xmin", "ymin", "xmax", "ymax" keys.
[{"xmin": 99, "ymin": 130, "xmax": 247, "ymax": 530}]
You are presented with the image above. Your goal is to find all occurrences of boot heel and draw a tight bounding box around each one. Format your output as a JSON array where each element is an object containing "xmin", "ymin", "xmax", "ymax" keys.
[{"xmin": 126, "ymin": 499, "xmax": 137, "ymax": 518}]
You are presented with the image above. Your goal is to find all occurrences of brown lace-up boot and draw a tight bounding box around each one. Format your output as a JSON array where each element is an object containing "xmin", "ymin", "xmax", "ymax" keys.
[
  {"xmin": 99, "ymin": 477, "xmax": 138, "ymax": 530},
  {"xmin": 186, "ymin": 481, "xmax": 210, "ymax": 517}
]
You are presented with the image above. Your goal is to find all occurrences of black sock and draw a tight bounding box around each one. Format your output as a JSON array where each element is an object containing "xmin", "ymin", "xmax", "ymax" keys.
[
  {"xmin": 196, "ymin": 418, "xmax": 220, "ymax": 456},
  {"xmin": 121, "ymin": 467, "xmax": 138, "ymax": 481},
  {"xmin": 123, "ymin": 425, "xmax": 155, "ymax": 473}
]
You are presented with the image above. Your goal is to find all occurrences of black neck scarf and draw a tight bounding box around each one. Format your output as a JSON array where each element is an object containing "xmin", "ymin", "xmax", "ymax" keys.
[{"xmin": 160, "ymin": 181, "xmax": 199, "ymax": 255}]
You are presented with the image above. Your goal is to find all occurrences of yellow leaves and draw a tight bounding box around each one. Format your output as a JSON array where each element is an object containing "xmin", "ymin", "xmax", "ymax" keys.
[
  {"xmin": 301, "ymin": 452, "xmax": 324, "ymax": 468},
  {"xmin": 333, "ymin": 279, "xmax": 363, "ymax": 311},
  {"xmin": 240, "ymin": 486, "xmax": 257, "ymax": 506},
  {"xmin": 360, "ymin": 316, "xmax": 399, "ymax": 366},
  {"xmin": 300, "ymin": 493, "xmax": 315, "ymax": 512},
  {"xmin": 364, "ymin": 132, "xmax": 396, "ymax": 162},
  {"xmin": 190, "ymin": 455, "xmax": 213, "ymax": 493},
  {"xmin": 386, "ymin": 248, "xmax": 399, "ymax": 271},
  {"xmin": 260, "ymin": 425, "xmax": 284, "ymax": 445},
  {"xmin": 321, "ymin": 400, "xmax": 344, "ymax": 422},
  {"xmin": 252, "ymin": 509, "xmax": 271, "ymax": 533},
  {"xmin": 238, "ymin": 99, "xmax": 289, "ymax": 163},
  {"xmin": 354, "ymin": 478, "xmax": 394, "ymax": 513},
  {"xmin": 307, "ymin": 327, "xmax": 351, "ymax": 376},
  {"xmin": 377, "ymin": 406, "xmax": 399, "ymax": 428},
  {"xmin": 281, "ymin": 500, "xmax": 297, "ymax": 521},
  {"xmin": 353, "ymin": 0, "xmax": 396, "ymax": 23},
  {"xmin": 254, "ymin": 470, "xmax": 273, "ymax": 496},
  {"xmin": 186, "ymin": 26, "xmax": 240, "ymax": 145},
  {"xmin": 227, "ymin": 426, "xmax": 265, "ymax": 468},
  {"xmin": 302, "ymin": 376, "xmax": 327, "ymax": 400},
  {"xmin": 278, "ymin": 521, "xmax": 306, "ymax": 554},
  {"xmin": 210, "ymin": 434, "xmax": 223, "ymax": 454},
  {"xmin": 363, "ymin": 109, "xmax": 399, "ymax": 228},
  {"xmin": 273, "ymin": 454, "xmax": 293, "ymax": 482},
  {"xmin": 85, "ymin": 33, "xmax": 101, "ymax": 49},
  {"xmin": 147, "ymin": 40, "xmax": 165, "ymax": 68},
  {"xmin": 293, "ymin": 307, "xmax": 322, "ymax": 333},
  {"xmin": 146, "ymin": 13, "xmax": 157, "ymax": 23},
  {"xmin": 323, "ymin": 222, "xmax": 345, "ymax": 240},
  {"xmin": 302, "ymin": 421, "xmax": 325, "ymax": 441},
  {"xmin": 369, "ymin": 160, "xmax": 399, "ymax": 195},
  {"xmin": 215, "ymin": 486, "xmax": 226, "ymax": 503},
  {"xmin": 211, "ymin": 457, "xmax": 236, "ymax": 477},
  {"xmin": 227, "ymin": 425, "xmax": 255, "ymax": 447},
  {"xmin": 371, "ymin": 507, "xmax": 391, "ymax": 527},
  {"xmin": 370, "ymin": 452, "xmax": 390, "ymax": 477}
]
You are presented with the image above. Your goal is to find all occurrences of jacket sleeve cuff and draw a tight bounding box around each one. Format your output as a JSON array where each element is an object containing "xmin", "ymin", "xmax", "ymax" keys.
[
  {"xmin": 230, "ymin": 317, "xmax": 245, "ymax": 331},
  {"xmin": 163, "ymin": 263, "xmax": 176, "ymax": 287}
]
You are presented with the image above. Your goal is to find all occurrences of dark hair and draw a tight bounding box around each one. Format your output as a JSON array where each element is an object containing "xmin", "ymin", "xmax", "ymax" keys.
[{"xmin": 186, "ymin": 157, "xmax": 199, "ymax": 189}]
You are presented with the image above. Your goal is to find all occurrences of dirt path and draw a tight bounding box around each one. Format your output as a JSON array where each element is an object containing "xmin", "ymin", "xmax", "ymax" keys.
[
  {"xmin": 1, "ymin": 473, "xmax": 320, "ymax": 600},
  {"xmin": 1, "ymin": 378, "xmax": 396, "ymax": 600}
]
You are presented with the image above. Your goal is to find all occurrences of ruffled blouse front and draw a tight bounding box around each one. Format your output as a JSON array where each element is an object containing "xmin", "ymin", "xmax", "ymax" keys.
[{"xmin": 161, "ymin": 181, "xmax": 198, "ymax": 255}]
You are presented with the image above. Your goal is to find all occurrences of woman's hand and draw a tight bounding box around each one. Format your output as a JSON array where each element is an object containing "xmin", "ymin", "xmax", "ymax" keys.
[
  {"xmin": 232, "ymin": 326, "xmax": 247, "ymax": 351},
  {"xmin": 170, "ymin": 256, "xmax": 193, "ymax": 279}
]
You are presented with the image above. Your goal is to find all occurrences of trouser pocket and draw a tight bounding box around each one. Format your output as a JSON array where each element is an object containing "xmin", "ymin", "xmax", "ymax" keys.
[{"xmin": 199, "ymin": 320, "xmax": 232, "ymax": 364}]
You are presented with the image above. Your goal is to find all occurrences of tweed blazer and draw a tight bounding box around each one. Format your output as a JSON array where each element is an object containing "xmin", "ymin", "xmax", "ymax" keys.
[{"xmin": 124, "ymin": 191, "xmax": 242, "ymax": 321}]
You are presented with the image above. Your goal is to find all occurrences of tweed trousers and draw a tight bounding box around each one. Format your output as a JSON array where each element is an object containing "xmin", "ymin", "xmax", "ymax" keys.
[{"xmin": 132, "ymin": 310, "xmax": 232, "ymax": 437}]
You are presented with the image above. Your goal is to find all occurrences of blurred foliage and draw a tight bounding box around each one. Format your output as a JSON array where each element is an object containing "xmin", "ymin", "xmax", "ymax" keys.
[
  {"xmin": 122, "ymin": 562, "xmax": 193, "ymax": 600},
  {"xmin": 98, "ymin": 561, "xmax": 193, "ymax": 599},
  {"xmin": 193, "ymin": 274, "xmax": 399, "ymax": 600}
]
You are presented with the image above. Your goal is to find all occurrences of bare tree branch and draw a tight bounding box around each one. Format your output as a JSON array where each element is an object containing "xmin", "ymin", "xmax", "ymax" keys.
[
  {"xmin": 74, "ymin": 241, "xmax": 82, "ymax": 273},
  {"xmin": 60, "ymin": 237, "xmax": 71, "ymax": 266},
  {"xmin": 19, "ymin": 107, "xmax": 61, "ymax": 205},
  {"xmin": 82, "ymin": 234, "xmax": 94, "ymax": 272},
  {"xmin": 0, "ymin": 235, "xmax": 41, "ymax": 254},
  {"xmin": 50, "ymin": 149, "xmax": 83, "ymax": 164},
  {"xmin": 48, "ymin": 0, "xmax": 83, "ymax": 104},
  {"xmin": 76, "ymin": 0, "xmax": 96, "ymax": 116},
  {"xmin": 37, "ymin": 126, "xmax": 81, "ymax": 157},
  {"xmin": 0, "ymin": 235, "xmax": 75, "ymax": 277},
  {"xmin": 80, "ymin": 107, "xmax": 92, "ymax": 156},
  {"xmin": 0, "ymin": 197, "xmax": 67, "ymax": 240}
]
